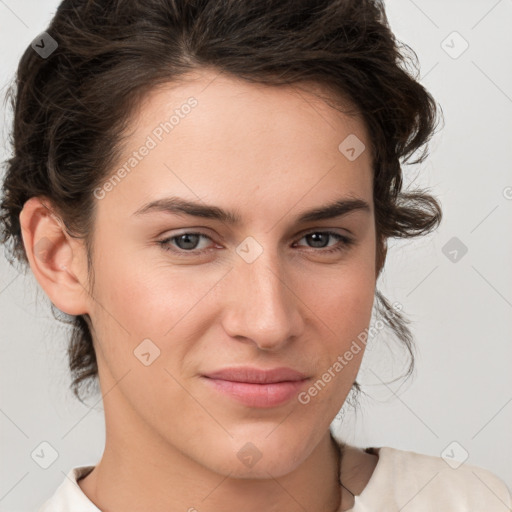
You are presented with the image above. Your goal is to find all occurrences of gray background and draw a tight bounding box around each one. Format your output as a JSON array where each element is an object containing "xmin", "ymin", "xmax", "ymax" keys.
[{"xmin": 1, "ymin": 1, "xmax": 511, "ymax": 510}]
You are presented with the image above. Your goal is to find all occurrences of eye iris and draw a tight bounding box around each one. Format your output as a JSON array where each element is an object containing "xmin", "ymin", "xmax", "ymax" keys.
[
  {"xmin": 307, "ymin": 232, "xmax": 329, "ymax": 248},
  {"xmin": 175, "ymin": 233, "xmax": 200, "ymax": 250}
]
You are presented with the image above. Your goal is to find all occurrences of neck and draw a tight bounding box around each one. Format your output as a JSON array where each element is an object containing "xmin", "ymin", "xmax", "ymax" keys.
[{"xmin": 79, "ymin": 424, "xmax": 343, "ymax": 512}]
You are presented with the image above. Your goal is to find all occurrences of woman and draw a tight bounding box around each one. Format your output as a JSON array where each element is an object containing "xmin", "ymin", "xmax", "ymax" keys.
[{"xmin": 1, "ymin": 0, "xmax": 510, "ymax": 511}]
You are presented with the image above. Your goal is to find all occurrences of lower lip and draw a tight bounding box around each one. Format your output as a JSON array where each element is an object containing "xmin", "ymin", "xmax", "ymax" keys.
[{"xmin": 202, "ymin": 377, "xmax": 309, "ymax": 408}]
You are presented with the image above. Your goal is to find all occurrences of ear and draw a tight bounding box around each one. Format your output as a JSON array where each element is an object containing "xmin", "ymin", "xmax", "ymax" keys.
[{"xmin": 19, "ymin": 196, "xmax": 91, "ymax": 316}]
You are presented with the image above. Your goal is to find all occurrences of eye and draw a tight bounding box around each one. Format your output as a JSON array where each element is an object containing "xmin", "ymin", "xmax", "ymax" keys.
[
  {"xmin": 157, "ymin": 230, "xmax": 355, "ymax": 256},
  {"xmin": 293, "ymin": 230, "xmax": 354, "ymax": 254},
  {"xmin": 158, "ymin": 232, "xmax": 214, "ymax": 254}
]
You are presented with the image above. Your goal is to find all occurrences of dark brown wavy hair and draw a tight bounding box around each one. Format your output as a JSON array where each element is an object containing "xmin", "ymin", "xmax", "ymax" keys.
[{"xmin": 0, "ymin": 0, "xmax": 443, "ymax": 405}]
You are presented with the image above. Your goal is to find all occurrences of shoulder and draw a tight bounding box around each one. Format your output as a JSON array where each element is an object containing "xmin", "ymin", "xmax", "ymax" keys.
[
  {"xmin": 372, "ymin": 445, "xmax": 512, "ymax": 511},
  {"xmin": 38, "ymin": 466, "xmax": 98, "ymax": 512}
]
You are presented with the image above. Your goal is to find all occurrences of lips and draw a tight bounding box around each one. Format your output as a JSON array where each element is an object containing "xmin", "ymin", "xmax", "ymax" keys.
[
  {"xmin": 201, "ymin": 367, "xmax": 310, "ymax": 408},
  {"xmin": 202, "ymin": 366, "xmax": 309, "ymax": 384}
]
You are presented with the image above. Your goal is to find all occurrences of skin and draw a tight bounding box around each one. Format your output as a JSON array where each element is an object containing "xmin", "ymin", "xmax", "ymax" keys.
[{"xmin": 20, "ymin": 68, "xmax": 380, "ymax": 512}]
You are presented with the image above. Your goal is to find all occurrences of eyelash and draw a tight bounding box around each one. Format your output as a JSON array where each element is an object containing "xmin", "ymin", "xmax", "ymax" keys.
[{"xmin": 157, "ymin": 230, "xmax": 355, "ymax": 256}]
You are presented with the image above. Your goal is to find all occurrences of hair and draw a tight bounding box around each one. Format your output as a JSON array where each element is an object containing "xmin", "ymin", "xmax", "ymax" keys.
[{"xmin": 1, "ymin": 0, "xmax": 442, "ymax": 406}]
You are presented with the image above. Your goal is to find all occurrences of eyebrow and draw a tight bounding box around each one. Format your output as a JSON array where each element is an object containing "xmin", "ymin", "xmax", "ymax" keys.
[{"xmin": 133, "ymin": 196, "xmax": 371, "ymax": 224}]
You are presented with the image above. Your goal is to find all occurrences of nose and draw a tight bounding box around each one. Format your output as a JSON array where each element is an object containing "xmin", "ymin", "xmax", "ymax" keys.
[{"xmin": 221, "ymin": 248, "xmax": 305, "ymax": 352}]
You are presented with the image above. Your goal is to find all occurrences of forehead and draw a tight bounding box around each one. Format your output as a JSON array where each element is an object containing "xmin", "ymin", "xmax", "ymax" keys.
[
  {"xmin": 101, "ymin": 68, "xmax": 373, "ymax": 220},
  {"xmin": 131, "ymin": 68, "xmax": 369, "ymax": 152}
]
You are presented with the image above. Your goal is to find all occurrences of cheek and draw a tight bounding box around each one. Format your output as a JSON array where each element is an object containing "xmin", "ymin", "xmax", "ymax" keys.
[
  {"xmin": 302, "ymin": 256, "xmax": 376, "ymax": 332},
  {"xmin": 298, "ymin": 255, "xmax": 376, "ymax": 387},
  {"xmin": 88, "ymin": 247, "xmax": 220, "ymax": 367}
]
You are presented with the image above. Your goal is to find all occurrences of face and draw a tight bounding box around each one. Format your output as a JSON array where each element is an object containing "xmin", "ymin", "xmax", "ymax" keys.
[{"xmin": 81, "ymin": 69, "xmax": 377, "ymax": 478}]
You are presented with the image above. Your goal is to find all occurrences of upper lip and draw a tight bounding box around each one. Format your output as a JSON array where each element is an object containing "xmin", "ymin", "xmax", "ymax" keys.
[{"xmin": 202, "ymin": 366, "xmax": 309, "ymax": 384}]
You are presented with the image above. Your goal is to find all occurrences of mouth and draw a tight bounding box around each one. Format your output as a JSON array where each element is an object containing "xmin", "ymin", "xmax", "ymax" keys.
[{"xmin": 200, "ymin": 367, "xmax": 310, "ymax": 408}]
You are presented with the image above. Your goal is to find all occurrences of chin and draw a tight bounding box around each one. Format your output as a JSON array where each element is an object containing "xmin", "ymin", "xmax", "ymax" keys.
[
  {"xmin": 201, "ymin": 433, "xmax": 311, "ymax": 479},
  {"xmin": 218, "ymin": 454, "xmax": 304, "ymax": 480}
]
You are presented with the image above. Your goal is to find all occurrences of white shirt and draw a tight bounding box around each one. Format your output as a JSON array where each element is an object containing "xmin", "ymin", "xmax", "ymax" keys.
[{"xmin": 38, "ymin": 445, "xmax": 512, "ymax": 511}]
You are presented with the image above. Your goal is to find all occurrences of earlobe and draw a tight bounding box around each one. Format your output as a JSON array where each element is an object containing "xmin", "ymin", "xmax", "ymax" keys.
[{"xmin": 19, "ymin": 197, "xmax": 90, "ymax": 316}]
